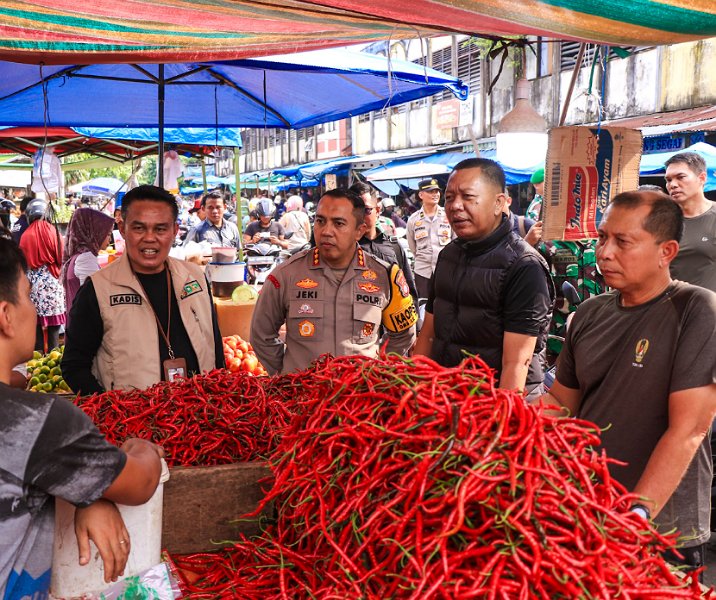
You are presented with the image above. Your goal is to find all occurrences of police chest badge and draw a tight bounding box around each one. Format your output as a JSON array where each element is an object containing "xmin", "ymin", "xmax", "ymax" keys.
[
  {"xmin": 361, "ymin": 323, "xmax": 375, "ymax": 338},
  {"xmin": 298, "ymin": 320, "xmax": 315, "ymax": 337},
  {"xmin": 362, "ymin": 270, "xmax": 378, "ymax": 281},
  {"xmin": 181, "ymin": 280, "xmax": 202, "ymax": 299},
  {"xmin": 358, "ymin": 282, "xmax": 381, "ymax": 293}
]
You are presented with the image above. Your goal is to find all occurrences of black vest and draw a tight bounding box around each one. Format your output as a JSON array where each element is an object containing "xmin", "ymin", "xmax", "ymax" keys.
[{"xmin": 431, "ymin": 216, "xmax": 554, "ymax": 383}]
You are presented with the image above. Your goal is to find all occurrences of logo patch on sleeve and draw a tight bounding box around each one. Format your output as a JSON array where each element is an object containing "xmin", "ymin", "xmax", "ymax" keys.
[
  {"xmin": 110, "ymin": 294, "xmax": 142, "ymax": 306},
  {"xmin": 394, "ymin": 270, "xmax": 410, "ymax": 298},
  {"xmin": 180, "ymin": 280, "xmax": 203, "ymax": 299}
]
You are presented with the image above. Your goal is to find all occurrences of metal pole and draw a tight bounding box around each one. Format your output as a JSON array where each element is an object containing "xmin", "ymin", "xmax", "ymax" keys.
[
  {"xmin": 559, "ymin": 43, "xmax": 586, "ymax": 126},
  {"xmin": 201, "ymin": 156, "xmax": 208, "ymax": 193},
  {"xmin": 234, "ymin": 146, "xmax": 243, "ymax": 262},
  {"xmin": 158, "ymin": 64, "xmax": 165, "ymax": 188}
]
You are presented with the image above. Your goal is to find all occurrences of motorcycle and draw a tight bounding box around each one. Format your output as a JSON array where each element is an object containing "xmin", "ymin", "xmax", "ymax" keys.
[
  {"xmin": 245, "ymin": 235, "xmax": 290, "ymax": 285},
  {"xmin": 543, "ymin": 281, "xmax": 582, "ymax": 390}
]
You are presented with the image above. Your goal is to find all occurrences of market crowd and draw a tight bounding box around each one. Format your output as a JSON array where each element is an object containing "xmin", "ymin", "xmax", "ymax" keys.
[{"xmin": 0, "ymin": 151, "xmax": 715, "ymax": 597}]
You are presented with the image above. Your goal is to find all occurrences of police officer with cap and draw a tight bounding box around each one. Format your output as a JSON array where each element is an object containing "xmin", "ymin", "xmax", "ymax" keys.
[{"xmin": 406, "ymin": 178, "xmax": 453, "ymax": 299}]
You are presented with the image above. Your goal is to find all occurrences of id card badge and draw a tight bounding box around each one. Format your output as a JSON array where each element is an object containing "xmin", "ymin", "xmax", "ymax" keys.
[{"xmin": 163, "ymin": 357, "xmax": 188, "ymax": 382}]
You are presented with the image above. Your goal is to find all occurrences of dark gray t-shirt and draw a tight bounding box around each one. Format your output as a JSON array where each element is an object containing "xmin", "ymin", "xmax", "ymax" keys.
[
  {"xmin": 557, "ymin": 281, "xmax": 716, "ymax": 545},
  {"xmin": 670, "ymin": 202, "xmax": 716, "ymax": 293},
  {"xmin": 0, "ymin": 386, "xmax": 125, "ymax": 599}
]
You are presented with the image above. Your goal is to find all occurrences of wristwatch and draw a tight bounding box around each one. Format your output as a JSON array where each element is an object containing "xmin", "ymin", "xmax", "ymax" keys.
[{"xmin": 630, "ymin": 503, "xmax": 651, "ymax": 521}]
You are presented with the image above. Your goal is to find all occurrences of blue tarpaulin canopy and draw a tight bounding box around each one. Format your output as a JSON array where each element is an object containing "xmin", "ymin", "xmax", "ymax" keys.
[
  {"xmin": 640, "ymin": 141, "xmax": 716, "ymax": 192},
  {"xmin": 0, "ymin": 49, "xmax": 468, "ymax": 130},
  {"xmin": 72, "ymin": 127, "xmax": 243, "ymax": 147}
]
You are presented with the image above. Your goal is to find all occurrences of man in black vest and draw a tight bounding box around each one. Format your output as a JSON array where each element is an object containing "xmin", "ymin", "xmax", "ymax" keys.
[{"xmin": 414, "ymin": 158, "xmax": 554, "ymax": 398}]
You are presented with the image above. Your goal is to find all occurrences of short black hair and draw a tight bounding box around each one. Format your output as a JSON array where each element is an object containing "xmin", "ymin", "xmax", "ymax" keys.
[
  {"xmin": 201, "ymin": 190, "xmax": 224, "ymax": 208},
  {"xmin": 452, "ymin": 158, "xmax": 506, "ymax": 192},
  {"xmin": 121, "ymin": 185, "xmax": 178, "ymax": 221},
  {"xmin": 319, "ymin": 188, "xmax": 366, "ymax": 227},
  {"xmin": 609, "ymin": 190, "xmax": 683, "ymax": 243},
  {"xmin": 348, "ymin": 181, "xmax": 374, "ymax": 199},
  {"xmin": 664, "ymin": 152, "xmax": 706, "ymax": 176},
  {"xmin": 0, "ymin": 237, "xmax": 27, "ymax": 304},
  {"xmin": 20, "ymin": 197, "xmax": 31, "ymax": 212}
]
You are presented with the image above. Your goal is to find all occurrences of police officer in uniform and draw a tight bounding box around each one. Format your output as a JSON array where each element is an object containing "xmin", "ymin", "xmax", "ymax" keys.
[
  {"xmin": 406, "ymin": 178, "xmax": 453, "ymax": 299},
  {"xmin": 250, "ymin": 188, "xmax": 417, "ymax": 375}
]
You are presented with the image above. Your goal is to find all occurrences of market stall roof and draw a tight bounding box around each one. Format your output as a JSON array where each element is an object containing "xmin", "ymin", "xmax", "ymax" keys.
[
  {"xmin": 0, "ymin": 126, "xmax": 242, "ymax": 161},
  {"xmin": 1, "ymin": 1, "xmax": 714, "ymax": 65},
  {"xmin": 0, "ymin": 50, "xmax": 467, "ymax": 130}
]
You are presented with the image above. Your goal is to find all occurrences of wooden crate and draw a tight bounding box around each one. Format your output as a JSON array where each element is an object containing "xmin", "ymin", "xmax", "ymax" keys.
[{"xmin": 162, "ymin": 461, "xmax": 273, "ymax": 554}]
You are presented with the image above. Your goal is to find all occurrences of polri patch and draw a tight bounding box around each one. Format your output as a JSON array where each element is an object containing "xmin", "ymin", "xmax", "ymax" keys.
[
  {"xmin": 110, "ymin": 293, "xmax": 142, "ymax": 306},
  {"xmin": 180, "ymin": 280, "xmax": 203, "ymax": 299}
]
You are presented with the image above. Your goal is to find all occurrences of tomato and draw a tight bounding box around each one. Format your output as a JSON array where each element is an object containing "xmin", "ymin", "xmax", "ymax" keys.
[
  {"xmin": 234, "ymin": 350, "xmax": 244, "ymax": 361},
  {"xmin": 242, "ymin": 355, "xmax": 258, "ymax": 373},
  {"xmin": 229, "ymin": 357, "xmax": 242, "ymax": 373},
  {"xmin": 237, "ymin": 341, "xmax": 249, "ymax": 354}
]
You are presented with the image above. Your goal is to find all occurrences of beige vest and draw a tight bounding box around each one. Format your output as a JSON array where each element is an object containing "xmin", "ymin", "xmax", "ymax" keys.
[{"xmin": 90, "ymin": 254, "xmax": 216, "ymax": 391}]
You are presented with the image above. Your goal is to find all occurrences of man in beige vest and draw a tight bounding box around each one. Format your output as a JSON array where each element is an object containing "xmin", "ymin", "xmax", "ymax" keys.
[{"xmin": 62, "ymin": 185, "xmax": 224, "ymax": 394}]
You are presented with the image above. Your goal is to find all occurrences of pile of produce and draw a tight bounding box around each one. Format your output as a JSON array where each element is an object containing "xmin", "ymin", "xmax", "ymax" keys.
[
  {"xmin": 26, "ymin": 347, "xmax": 71, "ymax": 393},
  {"xmin": 76, "ymin": 369, "xmax": 295, "ymax": 467},
  {"xmin": 175, "ymin": 354, "xmax": 709, "ymax": 598},
  {"xmin": 223, "ymin": 334, "xmax": 268, "ymax": 376}
]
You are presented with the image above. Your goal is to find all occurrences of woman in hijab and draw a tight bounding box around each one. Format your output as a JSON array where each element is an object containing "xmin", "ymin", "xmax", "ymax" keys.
[
  {"xmin": 62, "ymin": 207, "xmax": 115, "ymax": 328},
  {"xmin": 18, "ymin": 200, "xmax": 66, "ymax": 353},
  {"xmin": 279, "ymin": 195, "xmax": 311, "ymax": 254}
]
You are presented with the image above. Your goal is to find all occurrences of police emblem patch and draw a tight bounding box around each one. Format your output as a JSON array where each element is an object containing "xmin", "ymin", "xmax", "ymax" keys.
[
  {"xmin": 298, "ymin": 320, "xmax": 315, "ymax": 337},
  {"xmin": 296, "ymin": 278, "xmax": 319, "ymax": 289},
  {"xmin": 358, "ymin": 282, "xmax": 381, "ymax": 293},
  {"xmin": 362, "ymin": 323, "xmax": 375, "ymax": 337},
  {"xmin": 362, "ymin": 270, "xmax": 378, "ymax": 281},
  {"xmin": 298, "ymin": 304, "xmax": 314, "ymax": 314},
  {"xmin": 394, "ymin": 270, "xmax": 410, "ymax": 298}
]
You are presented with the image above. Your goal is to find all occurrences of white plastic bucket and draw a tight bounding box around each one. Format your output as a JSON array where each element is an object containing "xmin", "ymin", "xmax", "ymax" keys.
[{"xmin": 50, "ymin": 460, "xmax": 169, "ymax": 599}]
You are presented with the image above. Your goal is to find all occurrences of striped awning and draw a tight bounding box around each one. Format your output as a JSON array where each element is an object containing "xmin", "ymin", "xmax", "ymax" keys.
[{"xmin": 0, "ymin": 1, "xmax": 714, "ymax": 64}]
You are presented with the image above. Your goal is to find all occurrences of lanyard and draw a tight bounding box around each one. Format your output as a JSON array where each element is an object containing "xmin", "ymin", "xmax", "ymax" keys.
[{"xmin": 134, "ymin": 264, "xmax": 176, "ymax": 360}]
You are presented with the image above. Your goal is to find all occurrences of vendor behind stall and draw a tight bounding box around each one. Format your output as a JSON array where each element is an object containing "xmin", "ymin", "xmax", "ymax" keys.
[
  {"xmin": 0, "ymin": 237, "xmax": 165, "ymax": 599},
  {"xmin": 62, "ymin": 185, "xmax": 225, "ymax": 395}
]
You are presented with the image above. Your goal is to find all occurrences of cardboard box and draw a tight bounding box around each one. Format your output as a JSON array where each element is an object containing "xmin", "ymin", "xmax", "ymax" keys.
[
  {"xmin": 162, "ymin": 461, "xmax": 273, "ymax": 554},
  {"xmin": 543, "ymin": 126, "xmax": 642, "ymax": 241}
]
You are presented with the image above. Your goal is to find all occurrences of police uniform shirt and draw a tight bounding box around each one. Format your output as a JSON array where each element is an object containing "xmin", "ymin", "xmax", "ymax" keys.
[{"xmin": 407, "ymin": 207, "xmax": 453, "ymax": 279}]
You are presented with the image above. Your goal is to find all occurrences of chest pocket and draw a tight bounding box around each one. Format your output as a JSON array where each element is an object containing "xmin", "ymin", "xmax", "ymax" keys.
[
  {"xmin": 288, "ymin": 299, "xmax": 324, "ymax": 342},
  {"xmin": 352, "ymin": 302, "xmax": 382, "ymax": 345}
]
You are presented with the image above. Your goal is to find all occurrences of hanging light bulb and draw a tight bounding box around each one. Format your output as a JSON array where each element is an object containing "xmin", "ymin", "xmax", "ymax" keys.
[{"xmin": 495, "ymin": 78, "xmax": 548, "ymax": 171}]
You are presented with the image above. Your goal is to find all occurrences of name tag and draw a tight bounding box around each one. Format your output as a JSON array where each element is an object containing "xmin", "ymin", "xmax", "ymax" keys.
[{"xmin": 110, "ymin": 294, "xmax": 142, "ymax": 306}]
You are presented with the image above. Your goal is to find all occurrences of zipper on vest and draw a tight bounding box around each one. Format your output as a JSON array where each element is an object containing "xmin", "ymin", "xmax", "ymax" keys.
[{"xmin": 191, "ymin": 307, "xmax": 199, "ymax": 322}]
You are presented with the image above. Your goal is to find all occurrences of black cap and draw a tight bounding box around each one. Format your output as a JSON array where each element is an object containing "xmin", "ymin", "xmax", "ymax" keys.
[{"xmin": 418, "ymin": 178, "xmax": 440, "ymax": 192}]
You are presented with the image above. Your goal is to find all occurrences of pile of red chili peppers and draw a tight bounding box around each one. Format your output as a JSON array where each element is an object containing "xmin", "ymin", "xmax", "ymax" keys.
[
  {"xmin": 174, "ymin": 354, "xmax": 711, "ymax": 598},
  {"xmin": 75, "ymin": 369, "xmax": 296, "ymax": 467}
]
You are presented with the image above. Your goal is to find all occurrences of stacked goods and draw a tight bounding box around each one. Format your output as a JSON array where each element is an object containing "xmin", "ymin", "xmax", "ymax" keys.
[
  {"xmin": 175, "ymin": 355, "xmax": 709, "ymax": 599},
  {"xmin": 223, "ymin": 334, "xmax": 268, "ymax": 376},
  {"xmin": 26, "ymin": 347, "xmax": 71, "ymax": 393},
  {"xmin": 75, "ymin": 370, "xmax": 296, "ymax": 467}
]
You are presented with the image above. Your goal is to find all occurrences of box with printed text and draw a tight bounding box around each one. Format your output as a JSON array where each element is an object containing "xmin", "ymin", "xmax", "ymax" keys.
[{"xmin": 542, "ymin": 126, "xmax": 643, "ymax": 241}]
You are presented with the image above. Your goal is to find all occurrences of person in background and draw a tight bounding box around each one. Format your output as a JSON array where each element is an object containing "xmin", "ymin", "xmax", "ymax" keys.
[
  {"xmin": 62, "ymin": 185, "xmax": 225, "ymax": 395},
  {"xmin": 351, "ymin": 182, "xmax": 418, "ymax": 305},
  {"xmin": 664, "ymin": 152, "xmax": 716, "ymax": 292},
  {"xmin": 406, "ymin": 179, "xmax": 453, "ymax": 299},
  {"xmin": 243, "ymin": 198, "xmax": 289, "ymax": 249},
  {"xmin": 0, "ymin": 198, "xmax": 13, "ymax": 231},
  {"xmin": 61, "ymin": 208, "xmax": 115, "ymax": 328},
  {"xmin": 10, "ymin": 197, "xmax": 31, "ymax": 245},
  {"xmin": 279, "ymin": 195, "xmax": 311, "ymax": 254},
  {"xmin": 251, "ymin": 188, "xmax": 416, "ymax": 375},
  {"xmin": 503, "ymin": 193, "xmax": 542, "ymax": 247},
  {"xmin": 526, "ymin": 167, "xmax": 544, "ymax": 221},
  {"xmin": 381, "ymin": 197, "xmax": 406, "ymax": 230},
  {"xmin": 18, "ymin": 200, "xmax": 65, "ymax": 353},
  {"xmin": 187, "ymin": 198, "xmax": 205, "ymax": 227},
  {"xmin": 112, "ymin": 207, "xmax": 123, "ymax": 231},
  {"xmin": 183, "ymin": 191, "xmax": 241, "ymax": 248},
  {"xmin": 414, "ymin": 159, "xmax": 554, "ymax": 399},
  {"xmin": 0, "ymin": 236, "xmax": 165, "ymax": 598},
  {"xmin": 541, "ymin": 190, "xmax": 716, "ymax": 573}
]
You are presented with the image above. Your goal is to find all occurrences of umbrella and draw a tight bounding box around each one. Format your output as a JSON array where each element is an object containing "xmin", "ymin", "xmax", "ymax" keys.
[{"xmin": 79, "ymin": 177, "xmax": 128, "ymax": 196}]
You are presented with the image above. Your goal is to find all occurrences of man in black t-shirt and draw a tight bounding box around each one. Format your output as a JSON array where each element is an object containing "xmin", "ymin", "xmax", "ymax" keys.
[
  {"xmin": 0, "ymin": 237, "xmax": 164, "ymax": 598},
  {"xmin": 543, "ymin": 191, "xmax": 716, "ymax": 570},
  {"xmin": 414, "ymin": 159, "xmax": 554, "ymax": 398}
]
